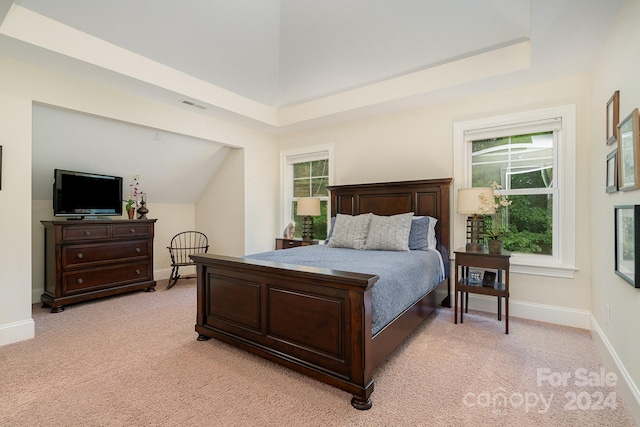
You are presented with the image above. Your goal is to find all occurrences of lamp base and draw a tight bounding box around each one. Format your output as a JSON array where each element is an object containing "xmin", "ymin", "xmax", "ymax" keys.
[
  {"xmin": 465, "ymin": 242, "xmax": 486, "ymax": 252},
  {"xmin": 302, "ymin": 216, "xmax": 314, "ymax": 241}
]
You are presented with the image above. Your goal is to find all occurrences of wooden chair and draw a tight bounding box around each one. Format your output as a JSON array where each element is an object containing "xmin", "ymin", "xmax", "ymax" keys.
[{"xmin": 167, "ymin": 231, "xmax": 209, "ymax": 289}]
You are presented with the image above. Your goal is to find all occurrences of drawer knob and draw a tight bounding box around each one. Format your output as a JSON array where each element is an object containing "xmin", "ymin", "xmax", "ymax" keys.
[
  {"xmin": 84, "ymin": 231, "xmax": 91, "ymax": 236},
  {"xmin": 77, "ymin": 253, "xmax": 84, "ymax": 259},
  {"xmin": 135, "ymin": 248, "xmax": 141, "ymax": 253},
  {"xmin": 135, "ymin": 269, "xmax": 140, "ymax": 275},
  {"xmin": 130, "ymin": 229, "xmax": 136, "ymax": 234},
  {"xmin": 77, "ymin": 278, "xmax": 83, "ymax": 284}
]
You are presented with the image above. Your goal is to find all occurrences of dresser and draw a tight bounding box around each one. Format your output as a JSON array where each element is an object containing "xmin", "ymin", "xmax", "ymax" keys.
[{"xmin": 41, "ymin": 219, "xmax": 157, "ymax": 312}]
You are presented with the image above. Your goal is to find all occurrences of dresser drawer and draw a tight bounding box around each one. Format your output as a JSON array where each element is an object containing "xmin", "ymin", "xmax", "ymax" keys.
[
  {"xmin": 62, "ymin": 240, "xmax": 150, "ymax": 268},
  {"xmin": 63, "ymin": 262, "xmax": 151, "ymax": 293},
  {"xmin": 113, "ymin": 223, "xmax": 153, "ymax": 238},
  {"xmin": 61, "ymin": 225, "xmax": 110, "ymax": 242}
]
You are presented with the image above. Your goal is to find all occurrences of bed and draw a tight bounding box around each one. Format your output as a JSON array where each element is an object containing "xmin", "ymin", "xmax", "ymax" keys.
[{"xmin": 191, "ymin": 178, "xmax": 451, "ymax": 409}]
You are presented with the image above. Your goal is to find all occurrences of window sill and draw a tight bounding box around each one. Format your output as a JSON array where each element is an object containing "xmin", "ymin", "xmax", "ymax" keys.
[{"xmin": 510, "ymin": 261, "xmax": 577, "ymax": 279}]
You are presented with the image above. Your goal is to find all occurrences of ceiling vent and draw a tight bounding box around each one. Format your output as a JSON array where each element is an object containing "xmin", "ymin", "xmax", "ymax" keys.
[{"xmin": 179, "ymin": 99, "xmax": 207, "ymax": 110}]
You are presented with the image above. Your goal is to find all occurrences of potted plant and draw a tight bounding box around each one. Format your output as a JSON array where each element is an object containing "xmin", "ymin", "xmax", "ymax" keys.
[
  {"xmin": 124, "ymin": 175, "xmax": 140, "ymax": 219},
  {"xmin": 480, "ymin": 181, "xmax": 512, "ymax": 254}
]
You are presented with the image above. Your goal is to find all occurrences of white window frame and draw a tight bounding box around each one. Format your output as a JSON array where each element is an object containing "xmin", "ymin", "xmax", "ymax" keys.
[
  {"xmin": 454, "ymin": 105, "xmax": 576, "ymax": 278},
  {"xmin": 280, "ymin": 143, "xmax": 335, "ymax": 236}
]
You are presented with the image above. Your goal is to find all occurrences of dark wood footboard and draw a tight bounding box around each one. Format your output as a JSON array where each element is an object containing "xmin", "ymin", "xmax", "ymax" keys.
[{"xmin": 192, "ymin": 254, "xmax": 380, "ymax": 408}]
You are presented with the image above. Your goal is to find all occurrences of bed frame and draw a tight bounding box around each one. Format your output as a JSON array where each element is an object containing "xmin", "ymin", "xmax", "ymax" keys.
[{"xmin": 192, "ymin": 178, "xmax": 451, "ymax": 409}]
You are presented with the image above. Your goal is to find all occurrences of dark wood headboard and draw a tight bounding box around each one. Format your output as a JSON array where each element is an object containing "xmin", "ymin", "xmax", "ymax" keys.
[{"xmin": 328, "ymin": 178, "xmax": 452, "ymax": 273}]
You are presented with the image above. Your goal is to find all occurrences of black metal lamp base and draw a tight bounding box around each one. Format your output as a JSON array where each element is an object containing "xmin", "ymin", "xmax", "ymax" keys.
[{"xmin": 302, "ymin": 216, "xmax": 314, "ymax": 240}]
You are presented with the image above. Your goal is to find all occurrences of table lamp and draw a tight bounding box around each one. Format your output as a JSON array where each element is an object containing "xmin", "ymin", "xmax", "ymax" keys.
[
  {"xmin": 297, "ymin": 197, "xmax": 321, "ymax": 241},
  {"xmin": 457, "ymin": 187, "xmax": 495, "ymax": 251}
]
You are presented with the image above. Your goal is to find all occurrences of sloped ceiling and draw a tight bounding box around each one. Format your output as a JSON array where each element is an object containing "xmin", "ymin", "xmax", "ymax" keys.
[{"xmin": 0, "ymin": 1, "xmax": 624, "ymax": 203}]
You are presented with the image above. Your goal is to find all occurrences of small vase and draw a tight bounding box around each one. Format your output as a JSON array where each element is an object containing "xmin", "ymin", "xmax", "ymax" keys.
[
  {"xmin": 488, "ymin": 239, "xmax": 503, "ymax": 254},
  {"xmin": 127, "ymin": 207, "xmax": 135, "ymax": 220}
]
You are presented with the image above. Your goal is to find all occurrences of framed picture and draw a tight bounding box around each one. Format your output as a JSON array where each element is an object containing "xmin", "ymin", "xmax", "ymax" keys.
[
  {"xmin": 467, "ymin": 268, "xmax": 483, "ymax": 285},
  {"xmin": 614, "ymin": 205, "xmax": 640, "ymax": 288},
  {"xmin": 618, "ymin": 108, "xmax": 640, "ymax": 191},
  {"xmin": 606, "ymin": 91, "xmax": 620, "ymax": 145},
  {"xmin": 482, "ymin": 271, "xmax": 497, "ymax": 287},
  {"xmin": 606, "ymin": 148, "xmax": 618, "ymax": 193}
]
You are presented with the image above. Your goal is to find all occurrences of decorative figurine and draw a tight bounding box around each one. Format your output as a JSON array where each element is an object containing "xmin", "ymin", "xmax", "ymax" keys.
[{"xmin": 283, "ymin": 221, "xmax": 295, "ymax": 239}]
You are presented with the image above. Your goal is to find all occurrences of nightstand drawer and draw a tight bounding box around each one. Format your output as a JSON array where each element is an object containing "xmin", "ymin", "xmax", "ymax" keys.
[{"xmin": 275, "ymin": 238, "xmax": 320, "ymax": 250}]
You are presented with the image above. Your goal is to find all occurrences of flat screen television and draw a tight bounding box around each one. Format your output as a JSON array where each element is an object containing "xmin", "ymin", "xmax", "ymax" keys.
[{"xmin": 53, "ymin": 169, "xmax": 123, "ymax": 218}]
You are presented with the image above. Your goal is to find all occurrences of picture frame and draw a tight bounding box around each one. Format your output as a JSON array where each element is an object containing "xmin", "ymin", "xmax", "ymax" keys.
[
  {"xmin": 468, "ymin": 268, "xmax": 483, "ymax": 285},
  {"xmin": 606, "ymin": 148, "xmax": 618, "ymax": 193},
  {"xmin": 606, "ymin": 90, "xmax": 620, "ymax": 145},
  {"xmin": 617, "ymin": 108, "xmax": 640, "ymax": 191},
  {"xmin": 482, "ymin": 271, "xmax": 497, "ymax": 287},
  {"xmin": 614, "ymin": 205, "xmax": 640, "ymax": 288}
]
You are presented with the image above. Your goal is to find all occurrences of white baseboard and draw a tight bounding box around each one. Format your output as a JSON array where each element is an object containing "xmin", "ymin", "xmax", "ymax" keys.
[
  {"xmin": 0, "ymin": 318, "xmax": 35, "ymax": 346},
  {"xmin": 436, "ymin": 289, "xmax": 590, "ymax": 329},
  {"xmin": 590, "ymin": 316, "xmax": 640, "ymax": 425}
]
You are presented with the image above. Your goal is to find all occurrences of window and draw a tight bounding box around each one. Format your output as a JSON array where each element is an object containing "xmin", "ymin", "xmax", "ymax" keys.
[
  {"xmin": 454, "ymin": 106, "xmax": 576, "ymax": 277},
  {"xmin": 281, "ymin": 144, "xmax": 334, "ymax": 240},
  {"xmin": 472, "ymin": 131, "xmax": 555, "ymax": 255}
]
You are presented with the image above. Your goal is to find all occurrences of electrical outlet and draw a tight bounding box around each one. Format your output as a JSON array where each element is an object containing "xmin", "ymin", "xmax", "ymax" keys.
[{"xmin": 606, "ymin": 305, "xmax": 610, "ymax": 325}]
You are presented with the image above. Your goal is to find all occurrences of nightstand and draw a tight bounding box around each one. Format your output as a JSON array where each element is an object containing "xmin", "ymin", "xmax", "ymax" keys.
[
  {"xmin": 454, "ymin": 247, "xmax": 511, "ymax": 334},
  {"xmin": 275, "ymin": 238, "xmax": 319, "ymax": 250}
]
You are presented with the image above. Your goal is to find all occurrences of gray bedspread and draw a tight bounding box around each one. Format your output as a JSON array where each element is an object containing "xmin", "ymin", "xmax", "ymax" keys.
[{"xmin": 245, "ymin": 245, "xmax": 444, "ymax": 335}]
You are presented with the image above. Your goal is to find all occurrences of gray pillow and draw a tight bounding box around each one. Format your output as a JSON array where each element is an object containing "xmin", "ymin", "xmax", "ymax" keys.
[
  {"xmin": 364, "ymin": 212, "xmax": 414, "ymax": 251},
  {"xmin": 327, "ymin": 213, "xmax": 372, "ymax": 249},
  {"xmin": 408, "ymin": 216, "xmax": 430, "ymax": 250},
  {"xmin": 408, "ymin": 216, "xmax": 438, "ymax": 250}
]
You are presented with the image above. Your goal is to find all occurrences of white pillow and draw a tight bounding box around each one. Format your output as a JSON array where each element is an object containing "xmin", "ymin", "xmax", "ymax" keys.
[
  {"xmin": 364, "ymin": 212, "xmax": 414, "ymax": 251},
  {"xmin": 327, "ymin": 213, "xmax": 372, "ymax": 249},
  {"xmin": 427, "ymin": 216, "xmax": 438, "ymax": 250}
]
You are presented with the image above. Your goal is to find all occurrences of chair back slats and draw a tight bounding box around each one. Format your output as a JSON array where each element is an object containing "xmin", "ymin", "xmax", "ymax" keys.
[{"xmin": 168, "ymin": 231, "xmax": 209, "ymax": 265}]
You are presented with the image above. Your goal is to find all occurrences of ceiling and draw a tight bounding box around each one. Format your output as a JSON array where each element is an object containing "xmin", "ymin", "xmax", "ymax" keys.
[
  {"xmin": 0, "ymin": 0, "xmax": 624, "ymax": 132},
  {"xmin": 0, "ymin": 1, "xmax": 624, "ymax": 204}
]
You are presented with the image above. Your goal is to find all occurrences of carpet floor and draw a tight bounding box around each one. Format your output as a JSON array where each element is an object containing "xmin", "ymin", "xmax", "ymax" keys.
[{"xmin": 0, "ymin": 279, "xmax": 636, "ymax": 426}]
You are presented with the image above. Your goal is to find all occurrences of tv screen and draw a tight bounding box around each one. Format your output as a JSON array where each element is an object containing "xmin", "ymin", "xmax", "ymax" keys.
[{"xmin": 53, "ymin": 169, "xmax": 123, "ymax": 218}]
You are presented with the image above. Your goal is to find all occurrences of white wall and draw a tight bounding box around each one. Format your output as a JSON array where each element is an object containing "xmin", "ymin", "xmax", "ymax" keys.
[
  {"xmin": 279, "ymin": 73, "xmax": 593, "ymax": 326},
  {"xmin": 0, "ymin": 54, "xmax": 278, "ymax": 346},
  {"xmin": 590, "ymin": 0, "xmax": 640, "ymax": 419},
  {"xmin": 0, "ymin": 93, "xmax": 34, "ymax": 345}
]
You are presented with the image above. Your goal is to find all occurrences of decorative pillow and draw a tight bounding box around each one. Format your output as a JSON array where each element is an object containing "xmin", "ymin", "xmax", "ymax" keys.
[
  {"xmin": 427, "ymin": 216, "xmax": 438, "ymax": 249},
  {"xmin": 327, "ymin": 213, "xmax": 372, "ymax": 249},
  {"xmin": 408, "ymin": 216, "xmax": 430, "ymax": 250},
  {"xmin": 324, "ymin": 216, "xmax": 336, "ymax": 244},
  {"xmin": 364, "ymin": 212, "xmax": 414, "ymax": 251},
  {"xmin": 409, "ymin": 216, "xmax": 438, "ymax": 250}
]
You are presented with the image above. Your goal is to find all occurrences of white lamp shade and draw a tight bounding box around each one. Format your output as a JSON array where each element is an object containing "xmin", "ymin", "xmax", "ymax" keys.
[
  {"xmin": 457, "ymin": 187, "xmax": 495, "ymax": 215},
  {"xmin": 297, "ymin": 197, "xmax": 321, "ymax": 216}
]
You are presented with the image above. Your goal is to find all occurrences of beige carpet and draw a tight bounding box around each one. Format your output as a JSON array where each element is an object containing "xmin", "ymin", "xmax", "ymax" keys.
[{"xmin": 0, "ymin": 279, "xmax": 636, "ymax": 427}]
